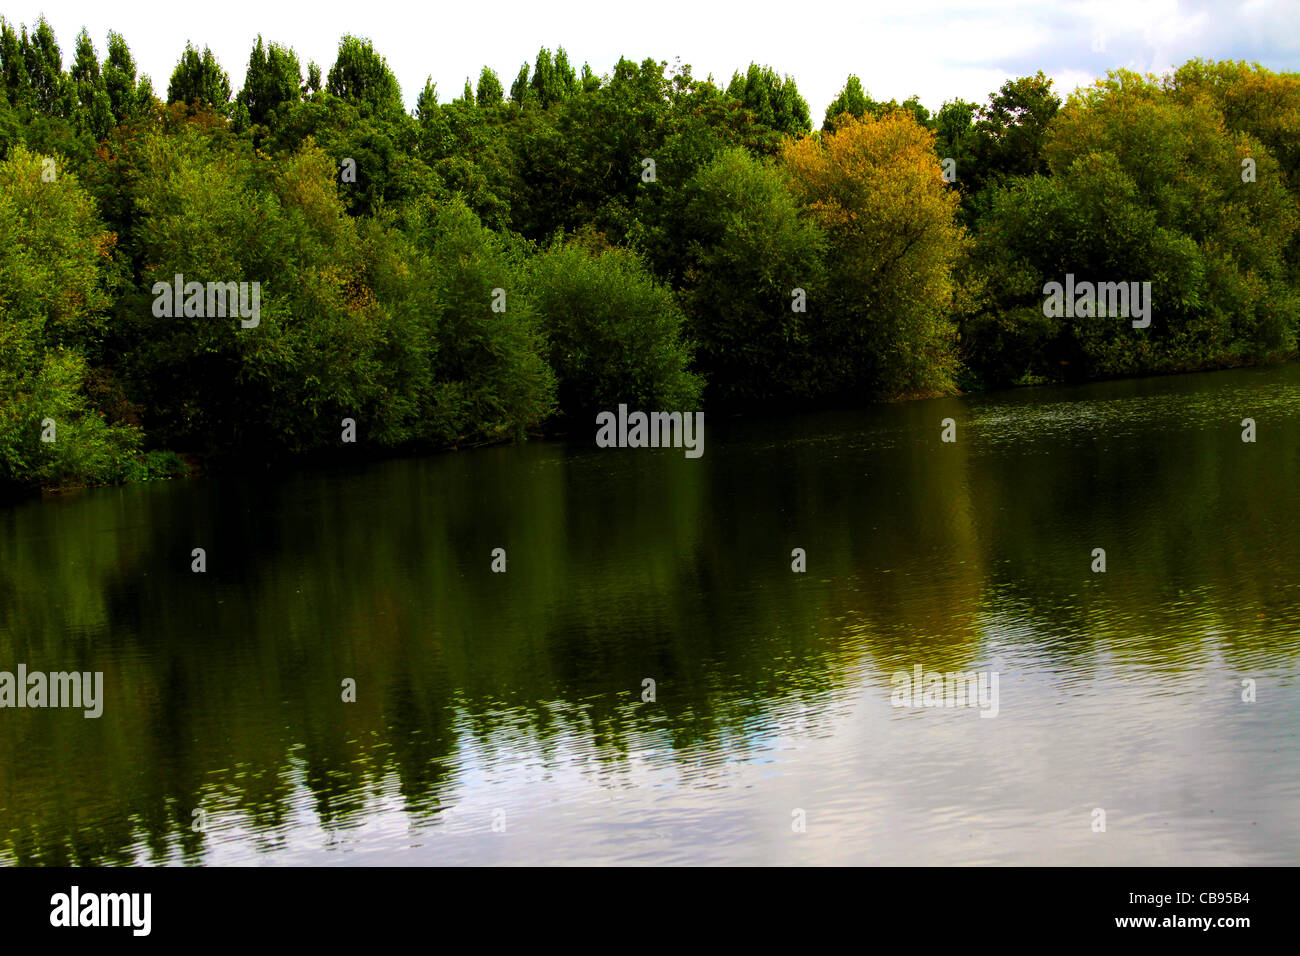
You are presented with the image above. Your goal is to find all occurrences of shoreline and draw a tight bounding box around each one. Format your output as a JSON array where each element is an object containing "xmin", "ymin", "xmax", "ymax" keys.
[{"xmin": 9, "ymin": 352, "xmax": 1297, "ymax": 501}]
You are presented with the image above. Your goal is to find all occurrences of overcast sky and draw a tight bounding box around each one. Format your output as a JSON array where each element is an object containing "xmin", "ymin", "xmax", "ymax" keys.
[{"xmin": 8, "ymin": 0, "xmax": 1300, "ymax": 122}]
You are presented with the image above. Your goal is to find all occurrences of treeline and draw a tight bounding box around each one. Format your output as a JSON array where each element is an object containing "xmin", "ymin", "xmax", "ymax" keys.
[{"xmin": 1, "ymin": 18, "xmax": 1298, "ymax": 489}]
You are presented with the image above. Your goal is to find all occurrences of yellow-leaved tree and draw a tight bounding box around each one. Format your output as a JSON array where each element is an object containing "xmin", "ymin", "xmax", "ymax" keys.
[{"xmin": 781, "ymin": 112, "xmax": 967, "ymax": 399}]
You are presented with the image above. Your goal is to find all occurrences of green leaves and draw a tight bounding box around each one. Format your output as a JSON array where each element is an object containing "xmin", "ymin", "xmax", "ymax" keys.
[
  {"xmin": 237, "ymin": 36, "xmax": 302, "ymax": 128},
  {"xmin": 326, "ymin": 35, "xmax": 402, "ymax": 119},
  {"xmin": 524, "ymin": 238, "xmax": 700, "ymax": 414},
  {"xmin": 167, "ymin": 42, "xmax": 231, "ymax": 114},
  {"xmin": 408, "ymin": 198, "xmax": 556, "ymax": 440},
  {"xmin": 0, "ymin": 146, "xmax": 140, "ymax": 488},
  {"xmin": 965, "ymin": 70, "xmax": 1299, "ymax": 384},
  {"xmin": 673, "ymin": 147, "xmax": 825, "ymax": 403},
  {"xmin": 728, "ymin": 64, "xmax": 811, "ymax": 137},
  {"xmin": 3, "ymin": 29, "xmax": 1299, "ymax": 489}
]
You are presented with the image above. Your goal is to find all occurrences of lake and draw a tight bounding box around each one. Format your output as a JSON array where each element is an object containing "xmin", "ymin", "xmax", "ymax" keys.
[{"xmin": 2, "ymin": 363, "xmax": 1298, "ymax": 865}]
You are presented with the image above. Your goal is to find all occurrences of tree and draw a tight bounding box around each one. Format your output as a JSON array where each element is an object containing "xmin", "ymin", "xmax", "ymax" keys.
[
  {"xmin": 964, "ymin": 70, "xmax": 1299, "ymax": 386},
  {"xmin": 103, "ymin": 32, "xmax": 151, "ymax": 124},
  {"xmin": 510, "ymin": 63, "xmax": 531, "ymax": 107},
  {"xmin": 727, "ymin": 63, "xmax": 811, "ymax": 136},
  {"xmin": 476, "ymin": 67, "xmax": 503, "ymax": 108},
  {"xmin": 823, "ymin": 75, "xmax": 931, "ymax": 132},
  {"xmin": 783, "ymin": 112, "xmax": 966, "ymax": 398},
  {"xmin": 967, "ymin": 72, "xmax": 1060, "ymax": 193},
  {"xmin": 265, "ymin": 91, "xmax": 435, "ymax": 218},
  {"xmin": 70, "ymin": 29, "xmax": 112, "ymax": 138},
  {"xmin": 167, "ymin": 42, "xmax": 231, "ymax": 112},
  {"xmin": 823, "ymin": 75, "xmax": 870, "ymax": 130},
  {"xmin": 403, "ymin": 198, "xmax": 557, "ymax": 439},
  {"xmin": 0, "ymin": 146, "xmax": 140, "ymax": 488},
  {"xmin": 69, "ymin": 29, "xmax": 100, "ymax": 101},
  {"xmin": 24, "ymin": 18, "xmax": 70, "ymax": 117},
  {"xmin": 1167, "ymin": 60, "xmax": 1300, "ymax": 189},
  {"xmin": 237, "ymin": 36, "xmax": 301, "ymax": 127},
  {"xmin": 112, "ymin": 130, "xmax": 429, "ymax": 453},
  {"xmin": 933, "ymin": 99, "xmax": 978, "ymax": 170},
  {"xmin": 674, "ymin": 147, "xmax": 826, "ymax": 402},
  {"xmin": 554, "ymin": 49, "xmax": 578, "ymax": 99},
  {"xmin": 524, "ymin": 237, "xmax": 701, "ymax": 413},
  {"xmin": 529, "ymin": 47, "xmax": 577, "ymax": 108},
  {"xmin": 416, "ymin": 78, "xmax": 439, "ymax": 122},
  {"xmin": 326, "ymin": 35, "xmax": 402, "ymax": 118},
  {"xmin": 0, "ymin": 20, "xmax": 32, "ymax": 110}
]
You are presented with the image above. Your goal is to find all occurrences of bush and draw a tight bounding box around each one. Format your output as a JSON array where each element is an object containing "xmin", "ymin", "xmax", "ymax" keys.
[
  {"xmin": 401, "ymin": 197, "xmax": 557, "ymax": 441},
  {"xmin": 114, "ymin": 128, "xmax": 412, "ymax": 454},
  {"xmin": 0, "ymin": 145, "xmax": 141, "ymax": 489},
  {"xmin": 523, "ymin": 236, "xmax": 701, "ymax": 414},
  {"xmin": 675, "ymin": 147, "xmax": 826, "ymax": 404}
]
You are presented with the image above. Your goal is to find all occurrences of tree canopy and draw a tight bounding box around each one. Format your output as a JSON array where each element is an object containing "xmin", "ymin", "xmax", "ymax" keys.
[{"xmin": 1, "ymin": 18, "xmax": 1297, "ymax": 490}]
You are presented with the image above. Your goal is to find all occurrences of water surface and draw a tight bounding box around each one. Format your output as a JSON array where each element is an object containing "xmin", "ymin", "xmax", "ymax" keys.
[{"xmin": 2, "ymin": 364, "xmax": 1299, "ymax": 864}]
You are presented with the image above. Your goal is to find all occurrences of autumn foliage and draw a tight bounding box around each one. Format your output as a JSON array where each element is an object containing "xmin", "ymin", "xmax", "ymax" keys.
[{"xmin": 783, "ymin": 112, "xmax": 966, "ymax": 398}]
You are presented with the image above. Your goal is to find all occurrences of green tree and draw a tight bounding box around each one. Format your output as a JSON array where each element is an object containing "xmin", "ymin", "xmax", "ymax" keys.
[
  {"xmin": 966, "ymin": 72, "xmax": 1060, "ymax": 197},
  {"xmin": 70, "ymin": 29, "xmax": 113, "ymax": 139},
  {"xmin": 0, "ymin": 146, "xmax": 140, "ymax": 488},
  {"xmin": 728, "ymin": 63, "xmax": 811, "ymax": 136},
  {"xmin": 327, "ymin": 35, "xmax": 402, "ymax": 118},
  {"xmin": 167, "ymin": 42, "xmax": 231, "ymax": 112},
  {"xmin": 113, "ymin": 129, "xmax": 425, "ymax": 453},
  {"xmin": 965, "ymin": 70, "xmax": 1299, "ymax": 386},
  {"xmin": 524, "ymin": 237, "xmax": 701, "ymax": 413},
  {"xmin": 103, "ymin": 32, "xmax": 151, "ymax": 124},
  {"xmin": 674, "ymin": 147, "xmax": 826, "ymax": 402},
  {"xmin": 1167, "ymin": 60, "xmax": 1300, "ymax": 188},
  {"xmin": 476, "ymin": 67, "xmax": 504, "ymax": 108},
  {"xmin": 823, "ymin": 75, "xmax": 871, "ymax": 130},
  {"xmin": 0, "ymin": 20, "xmax": 33, "ymax": 110},
  {"xmin": 510, "ymin": 63, "xmax": 531, "ymax": 107},
  {"xmin": 403, "ymin": 198, "xmax": 557, "ymax": 439},
  {"xmin": 416, "ymin": 78, "xmax": 439, "ymax": 122},
  {"xmin": 69, "ymin": 29, "xmax": 100, "ymax": 102},
  {"xmin": 237, "ymin": 36, "xmax": 302, "ymax": 127},
  {"xmin": 529, "ymin": 47, "xmax": 577, "ymax": 109},
  {"xmin": 23, "ymin": 18, "xmax": 71, "ymax": 117}
]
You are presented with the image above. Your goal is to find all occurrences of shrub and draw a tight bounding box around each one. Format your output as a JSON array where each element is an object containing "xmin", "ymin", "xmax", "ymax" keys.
[
  {"xmin": 523, "ymin": 237, "xmax": 701, "ymax": 414},
  {"xmin": 0, "ymin": 145, "xmax": 140, "ymax": 488}
]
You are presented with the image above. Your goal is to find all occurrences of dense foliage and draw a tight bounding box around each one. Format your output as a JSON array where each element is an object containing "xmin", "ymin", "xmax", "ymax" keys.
[{"xmin": 1, "ymin": 17, "xmax": 1297, "ymax": 489}]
